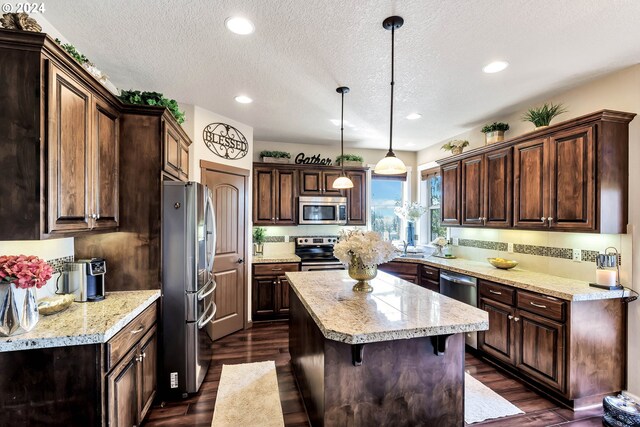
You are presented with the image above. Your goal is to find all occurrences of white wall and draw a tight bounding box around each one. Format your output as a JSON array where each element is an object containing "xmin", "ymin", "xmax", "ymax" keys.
[{"xmin": 417, "ymin": 64, "xmax": 640, "ymax": 396}]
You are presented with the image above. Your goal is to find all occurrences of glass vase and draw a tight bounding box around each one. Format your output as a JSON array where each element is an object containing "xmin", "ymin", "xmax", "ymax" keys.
[
  {"xmin": 0, "ymin": 283, "xmax": 39, "ymax": 337},
  {"xmin": 348, "ymin": 255, "xmax": 377, "ymax": 293},
  {"xmin": 406, "ymin": 221, "xmax": 416, "ymax": 247}
]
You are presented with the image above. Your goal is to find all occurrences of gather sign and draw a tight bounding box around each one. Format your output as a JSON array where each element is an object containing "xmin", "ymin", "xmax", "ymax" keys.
[{"xmin": 294, "ymin": 153, "xmax": 332, "ymax": 166}]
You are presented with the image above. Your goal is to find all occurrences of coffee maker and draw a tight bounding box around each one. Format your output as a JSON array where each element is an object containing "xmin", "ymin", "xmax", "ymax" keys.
[{"xmin": 62, "ymin": 258, "xmax": 106, "ymax": 302}]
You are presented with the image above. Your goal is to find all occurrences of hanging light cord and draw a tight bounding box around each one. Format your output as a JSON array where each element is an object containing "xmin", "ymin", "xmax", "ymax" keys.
[
  {"xmin": 341, "ymin": 89, "xmax": 346, "ymax": 175},
  {"xmin": 388, "ymin": 24, "xmax": 395, "ymax": 156}
]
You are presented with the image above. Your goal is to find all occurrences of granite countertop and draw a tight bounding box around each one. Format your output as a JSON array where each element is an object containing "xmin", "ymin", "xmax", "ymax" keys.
[
  {"xmin": 393, "ymin": 256, "xmax": 630, "ymax": 302},
  {"xmin": 252, "ymin": 254, "xmax": 301, "ymax": 264},
  {"xmin": 0, "ymin": 290, "xmax": 161, "ymax": 352},
  {"xmin": 286, "ymin": 270, "xmax": 488, "ymax": 345}
]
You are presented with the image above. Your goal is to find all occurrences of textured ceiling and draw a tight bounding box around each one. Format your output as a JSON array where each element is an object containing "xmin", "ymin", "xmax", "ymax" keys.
[{"xmin": 43, "ymin": 0, "xmax": 640, "ymax": 150}]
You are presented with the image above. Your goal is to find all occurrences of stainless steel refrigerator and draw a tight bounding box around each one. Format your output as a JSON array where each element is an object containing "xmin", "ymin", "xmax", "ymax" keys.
[{"xmin": 160, "ymin": 181, "xmax": 216, "ymax": 397}]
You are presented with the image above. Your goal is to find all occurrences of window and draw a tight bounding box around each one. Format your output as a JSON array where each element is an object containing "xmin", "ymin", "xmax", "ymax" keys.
[
  {"xmin": 370, "ymin": 178, "xmax": 404, "ymax": 241},
  {"xmin": 420, "ymin": 170, "xmax": 446, "ymax": 244}
]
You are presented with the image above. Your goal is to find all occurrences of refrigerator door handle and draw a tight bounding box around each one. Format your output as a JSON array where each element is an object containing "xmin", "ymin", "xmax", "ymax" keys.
[
  {"xmin": 197, "ymin": 303, "xmax": 216, "ymax": 329},
  {"xmin": 198, "ymin": 280, "xmax": 216, "ymax": 301},
  {"xmin": 204, "ymin": 191, "xmax": 216, "ymax": 272}
]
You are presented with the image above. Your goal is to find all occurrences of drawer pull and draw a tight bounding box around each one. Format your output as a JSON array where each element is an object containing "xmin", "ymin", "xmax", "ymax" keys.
[
  {"xmin": 271, "ymin": 268, "xmax": 283, "ymax": 271},
  {"xmin": 489, "ymin": 290, "xmax": 502, "ymax": 295},
  {"xmin": 130, "ymin": 325, "xmax": 145, "ymax": 335},
  {"xmin": 530, "ymin": 301, "xmax": 547, "ymax": 309}
]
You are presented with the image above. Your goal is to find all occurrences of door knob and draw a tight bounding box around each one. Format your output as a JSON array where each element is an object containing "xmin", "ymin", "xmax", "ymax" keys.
[{"xmin": 237, "ymin": 258, "xmax": 244, "ymax": 264}]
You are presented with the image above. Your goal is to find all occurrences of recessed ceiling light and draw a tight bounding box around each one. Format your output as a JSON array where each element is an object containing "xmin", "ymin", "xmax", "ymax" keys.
[
  {"xmin": 235, "ymin": 95, "xmax": 253, "ymax": 104},
  {"xmin": 483, "ymin": 61, "xmax": 509, "ymax": 74},
  {"xmin": 225, "ymin": 16, "xmax": 255, "ymax": 35},
  {"xmin": 406, "ymin": 113, "xmax": 422, "ymax": 120}
]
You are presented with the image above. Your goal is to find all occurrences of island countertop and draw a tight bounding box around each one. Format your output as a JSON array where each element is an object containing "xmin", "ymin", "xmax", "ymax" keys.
[
  {"xmin": 286, "ymin": 270, "xmax": 488, "ymax": 344},
  {"xmin": 0, "ymin": 290, "xmax": 160, "ymax": 352},
  {"xmin": 393, "ymin": 256, "xmax": 631, "ymax": 301}
]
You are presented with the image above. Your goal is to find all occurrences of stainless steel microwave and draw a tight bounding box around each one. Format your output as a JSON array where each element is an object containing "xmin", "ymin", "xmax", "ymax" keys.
[{"xmin": 298, "ymin": 196, "xmax": 347, "ymax": 225}]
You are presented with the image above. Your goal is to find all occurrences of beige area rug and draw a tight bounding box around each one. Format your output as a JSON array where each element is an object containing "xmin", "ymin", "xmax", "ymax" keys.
[
  {"xmin": 465, "ymin": 372, "xmax": 524, "ymax": 424},
  {"xmin": 211, "ymin": 361, "xmax": 284, "ymax": 427}
]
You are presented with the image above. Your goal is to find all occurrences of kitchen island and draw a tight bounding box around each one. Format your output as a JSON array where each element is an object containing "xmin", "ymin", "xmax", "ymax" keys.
[{"xmin": 286, "ymin": 270, "xmax": 488, "ymax": 427}]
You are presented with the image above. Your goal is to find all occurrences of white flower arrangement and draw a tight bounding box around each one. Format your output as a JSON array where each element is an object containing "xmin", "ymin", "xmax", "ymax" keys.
[
  {"xmin": 394, "ymin": 202, "xmax": 428, "ymax": 223},
  {"xmin": 333, "ymin": 230, "xmax": 397, "ymax": 266},
  {"xmin": 431, "ymin": 236, "xmax": 448, "ymax": 248}
]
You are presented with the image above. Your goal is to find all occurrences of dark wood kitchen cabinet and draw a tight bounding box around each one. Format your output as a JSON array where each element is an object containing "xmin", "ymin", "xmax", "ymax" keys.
[
  {"xmin": 299, "ymin": 169, "xmax": 343, "ymax": 196},
  {"xmin": 438, "ymin": 110, "xmax": 635, "ymax": 233},
  {"xmin": 345, "ymin": 170, "xmax": 367, "ymax": 225},
  {"xmin": 0, "ymin": 301, "xmax": 158, "ymax": 426},
  {"xmin": 0, "ymin": 29, "xmax": 121, "ymax": 239},
  {"xmin": 163, "ymin": 119, "xmax": 190, "ymax": 181},
  {"xmin": 253, "ymin": 166, "xmax": 297, "ymax": 225},
  {"xmin": 461, "ymin": 148, "xmax": 512, "ymax": 227},
  {"xmin": 252, "ymin": 262, "xmax": 300, "ymax": 320},
  {"xmin": 440, "ymin": 161, "xmax": 461, "ymax": 226},
  {"xmin": 378, "ymin": 261, "xmax": 420, "ymax": 285},
  {"xmin": 476, "ymin": 280, "xmax": 624, "ymax": 409},
  {"xmin": 419, "ymin": 264, "xmax": 440, "ymax": 292}
]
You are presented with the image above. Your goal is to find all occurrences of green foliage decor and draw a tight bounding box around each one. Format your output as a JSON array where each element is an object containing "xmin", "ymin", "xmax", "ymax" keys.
[
  {"xmin": 55, "ymin": 38, "xmax": 90, "ymax": 65},
  {"xmin": 522, "ymin": 103, "xmax": 567, "ymax": 127},
  {"xmin": 335, "ymin": 154, "xmax": 364, "ymax": 164},
  {"xmin": 481, "ymin": 122, "xmax": 510, "ymax": 133},
  {"xmin": 441, "ymin": 140, "xmax": 469, "ymax": 152},
  {"xmin": 119, "ymin": 90, "xmax": 185, "ymax": 124},
  {"xmin": 260, "ymin": 150, "xmax": 291, "ymax": 159},
  {"xmin": 253, "ymin": 227, "xmax": 266, "ymax": 244}
]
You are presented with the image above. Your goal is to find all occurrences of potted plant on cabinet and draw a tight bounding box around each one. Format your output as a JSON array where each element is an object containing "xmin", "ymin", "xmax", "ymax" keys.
[
  {"xmin": 441, "ymin": 140, "xmax": 469, "ymax": 155},
  {"xmin": 260, "ymin": 150, "xmax": 291, "ymax": 164},
  {"xmin": 335, "ymin": 154, "xmax": 364, "ymax": 167},
  {"xmin": 253, "ymin": 227, "xmax": 266, "ymax": 256},
  {"xmin": 119, "ymin": 90, "xmax": 186, "ymax": 124},
  {"xmin": 522, "ymin": 103, "xmax": 567, "ymax": 130},
  {"xmin": 481, "ymin": 122, "xmax": 510, "ymax": 145}
]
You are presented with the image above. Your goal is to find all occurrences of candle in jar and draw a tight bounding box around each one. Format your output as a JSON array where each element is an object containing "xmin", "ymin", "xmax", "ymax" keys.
[{"xmin": 596, "ymin": 269, "xmax": 617, "ymax": 286}]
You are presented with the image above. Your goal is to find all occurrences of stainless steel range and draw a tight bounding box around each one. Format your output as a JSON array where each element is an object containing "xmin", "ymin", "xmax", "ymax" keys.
[{"xmin": 295, "ymin": 237, "xmax": 346, "ymax": 271}]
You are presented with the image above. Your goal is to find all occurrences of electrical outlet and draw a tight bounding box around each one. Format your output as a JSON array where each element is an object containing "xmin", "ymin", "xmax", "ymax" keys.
[
  {"xmin": 452, "ymin": 237, "xmax": 459, "ymax": 246},
  {"xmin": 507, "ymin": 243, "xmax": 514, "ymax": 253},
  {"xmin": 572, "ymin": 249, "xmax": 581, "ymax": 262}
]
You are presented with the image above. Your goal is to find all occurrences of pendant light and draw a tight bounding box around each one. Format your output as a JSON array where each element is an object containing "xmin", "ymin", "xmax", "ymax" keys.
[
  {"xmin": 332, "ymin": 86, "xmax": 354, "ymax": 189},
  {"xmin": 374, "ymin": 16, "xmax": 408, "ymax": 175}
]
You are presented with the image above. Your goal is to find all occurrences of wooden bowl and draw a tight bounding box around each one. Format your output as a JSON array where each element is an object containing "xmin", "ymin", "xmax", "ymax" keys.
[{"xmin": 487, "ymin": 258, "xmax": 518, "ymax": 270}]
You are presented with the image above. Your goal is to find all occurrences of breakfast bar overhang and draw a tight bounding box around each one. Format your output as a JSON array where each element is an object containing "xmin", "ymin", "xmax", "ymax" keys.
[{"xmin": 286, "ymin": 270, "xmax": 489, "ymax": 427}]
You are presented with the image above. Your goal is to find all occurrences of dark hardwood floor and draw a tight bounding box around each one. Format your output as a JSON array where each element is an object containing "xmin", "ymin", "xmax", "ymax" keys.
[{"xmin": 144, "ymin": 322, "xmax": 603, "ymax": 427}]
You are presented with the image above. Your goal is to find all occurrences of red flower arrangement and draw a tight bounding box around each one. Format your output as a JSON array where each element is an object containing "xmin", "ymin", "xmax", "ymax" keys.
[{"xmin": 0, "ymin": 255, "xmax": 54, "ymax": 289}]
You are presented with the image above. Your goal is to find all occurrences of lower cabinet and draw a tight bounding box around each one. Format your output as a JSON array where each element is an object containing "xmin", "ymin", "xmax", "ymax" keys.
[
  {"xmin": 106, "ymin": 303, "xmax": 158, "ymax": 426},
  {"xmin": 477, "ymin": 280, "xmax": 623, "ymax": 409},
  {"xmin": 420, "ymin": 264, "xmax": 440, "ymax": 292},
  {"xmin": 378, "ymin": 261, "xmax": 420, "ymax": 285},
  {"xmin": 252, "ymin": 262, "xmax": 300, "ymax": 321}
]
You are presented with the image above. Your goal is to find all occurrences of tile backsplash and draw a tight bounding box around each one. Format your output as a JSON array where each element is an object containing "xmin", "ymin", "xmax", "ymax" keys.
[{"xmin": 449, "ymin": 228, "xmax": 631, "ymax": 285}]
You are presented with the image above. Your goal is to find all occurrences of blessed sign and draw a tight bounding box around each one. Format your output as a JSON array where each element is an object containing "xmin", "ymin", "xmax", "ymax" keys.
[
  {"xmin": 294, "ymin": 153, "xmax": 332, "ymax": 166},
  {"xmin": 202, "ymin": 123, "xmax": 248, "ymax": 160}
]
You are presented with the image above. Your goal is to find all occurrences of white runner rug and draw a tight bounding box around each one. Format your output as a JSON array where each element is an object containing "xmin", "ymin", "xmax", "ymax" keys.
[
  {"xmin": 211, "ymin": 361, "xmax": 284, "ymax": 427},
  {"xmin": 465, "ymin": 372, "xmax": 524, "ymax": 424}
]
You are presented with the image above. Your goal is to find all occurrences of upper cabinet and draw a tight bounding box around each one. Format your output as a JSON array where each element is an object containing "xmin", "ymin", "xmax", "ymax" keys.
[
  {"xmin": 253, "ymin": 166, "xmax": 297, "ymax": 225},
  {"xmin": 0, "ymin": 30, "xmax": 123, "ymax": 239},
  {"xmin": 252, "ymin": 163, "xmax": 369, "ymax": 226},
  {"xmin": 163, "ymin": 120, "xmax": 190, "ymax": 181},
  {"xmin": 439, "ymin": 110, "xmax": 635, "ymax": 234},
  {"xmin": 299, "ymin": 169, "xmax": 343, "ymax": 196}
]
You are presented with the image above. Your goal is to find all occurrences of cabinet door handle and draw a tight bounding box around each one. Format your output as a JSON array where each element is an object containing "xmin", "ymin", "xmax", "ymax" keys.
[
  {"xmin": 276, "ymin": 217, "xmax": 279, "ymax": 221},
  {"xmin": 130, "ymin": 325, "xmax": 145, "ymax": 335},
  {"xmin": 540, "ymin": 217, "xmax": 546, "ymax": 223},
  {"xmin": 513, "ymin": 317, "xmax": 520, "ymax": 322},
  {"xmin": 530, "ymin": 301, "xmax": 547, "ymax": 309},
  {"xmin": 489, "ymin": 289, "xmax": 502, "ymax": 295},
  {"xmin": 547, "ymin": 217, "xmax": 553, "ymax": 224},
  {"xmin": 508, "ymin": 315, "xmax": 514, "ymax": 320}
]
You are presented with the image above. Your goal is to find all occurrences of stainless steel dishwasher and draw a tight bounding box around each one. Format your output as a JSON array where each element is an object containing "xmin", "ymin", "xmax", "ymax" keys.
[{"xmin": 439, "ymin": 270, "xmax": 478, "ymax": 349}]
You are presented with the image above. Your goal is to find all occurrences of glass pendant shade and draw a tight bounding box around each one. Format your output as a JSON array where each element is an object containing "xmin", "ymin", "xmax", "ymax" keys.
[
  {"xmin": 374, "ymin": 151, "xmax": 407, "ymax": 175},
  {"xmin": 333, "ymin": 175, "xmax": 354, "ymax": 189}
]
